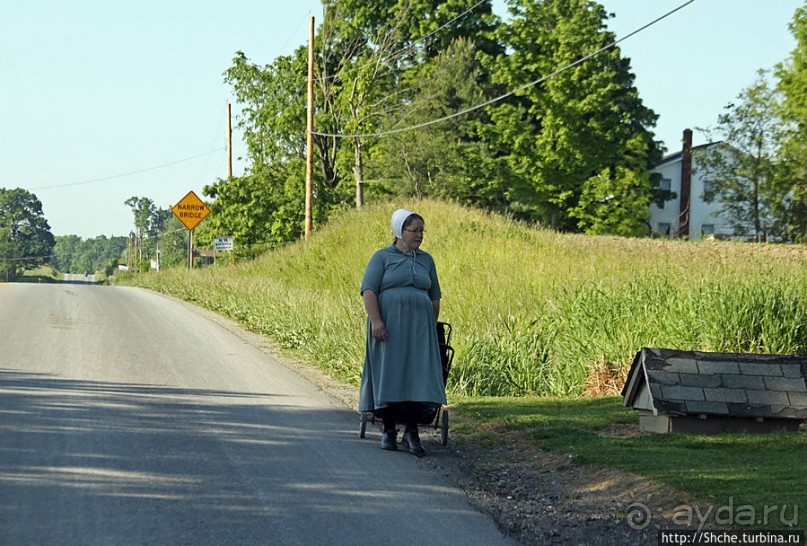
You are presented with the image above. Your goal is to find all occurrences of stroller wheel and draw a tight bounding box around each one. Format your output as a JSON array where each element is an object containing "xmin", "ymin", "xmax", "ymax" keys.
[
  {"xmin": 359, "ymin": 412, "xmax": 368, "ymax": 438},
  {"xmin": 441, "ymin": 409, "xmax": 449, "ymax": 446}
]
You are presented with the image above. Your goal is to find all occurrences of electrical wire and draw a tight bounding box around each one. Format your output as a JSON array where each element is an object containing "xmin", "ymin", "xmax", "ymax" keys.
[
  {"xmin": 311, "ymin": 0, "xmax": 696, "ymax": 139},
  {"xmin": 316, "ymin": 0, "xmax": 487, "ymax": 84},
  {"xmin": 25, "ymin": 148, "xmax": 226, "ymax": 191},
  {"xmin": 0, "ymin": 253, "xmax": 58, "ymax": 263}
]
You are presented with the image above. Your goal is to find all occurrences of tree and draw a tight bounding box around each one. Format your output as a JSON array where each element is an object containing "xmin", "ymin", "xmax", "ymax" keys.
[
  {"xmin": 321, "ymin": 0, "xmax": 402, "ymax": 208},
  {"xmin": 52, "ymin": 235, "xmax": 128, "ymax": 275},
  {"xmin": 203, "ymin": 164, "xmax": 305, "ymax": 253},
  {"xmin": 125, "ymin": 196, "xmax": 170, "ymax": 269},
  {"xmin": 322, "ymin": 0, "xmax": 502, "ymax": 207},
  {"xmin": 372, "ymin": 38, "xmax": 486, "ymax": 197},
  {"xmin": 218, "ymin": 0, "xmax": 660, "ymax": 242},
  {"xmin": 487, "ymin": 0, "xmax": 661, "ymax": 230},
  {"xmin": 52, "ymin": 234, "xmax": 81, "ymax": 273},
  {"xmin": 220, "ymin": 0, "xmax": 504, "ymax": 248},
  {"xmin": 222, "ymin": 49, "xmax": 344, "ymax": 246},
  {"xmin": 697, "ymin": 71, "xmax": 790, "ymax": 241},
  {"xmin": 776, "ymin": 2, "xmax": 807, "ymax": 242},
  {"xmin": 152, "ymin": 215, "xmax": 188, "ymax": 269},
  {"xmin": 0, "ymin": 226, "xmax": 15, "ymax": 281},
  {"xmin": 570, "ymin": 165, "xmax": 652, "ymax": 236},
  {"xmin": 0, "ymin": 188, "xmax": 55, "ymax": 278}
]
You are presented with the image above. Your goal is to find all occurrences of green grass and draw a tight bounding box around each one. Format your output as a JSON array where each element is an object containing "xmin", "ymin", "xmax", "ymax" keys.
[
  {"xmin": 126, "ymin": 199, "xmax": 807, "ymax": 397},
  {"xmin": 453, "ymin": 396, "xmax": 806, "ymax": 525},
  {"xmin": 15, "ymin": 266, "xmax": 61, "ymax": 283},
  {"xmin": 120, "ymin": 199, "xmax": 807, "ymax": 526}
]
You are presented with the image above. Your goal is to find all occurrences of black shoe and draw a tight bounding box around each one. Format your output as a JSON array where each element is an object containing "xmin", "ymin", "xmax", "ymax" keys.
[
  {"xmin": 402, "ymin": 429, "xmax": 425, "ymax": 457},
  {"xmin": 380, "ymin": 430, "xmax": 398, "ymax": 451}
]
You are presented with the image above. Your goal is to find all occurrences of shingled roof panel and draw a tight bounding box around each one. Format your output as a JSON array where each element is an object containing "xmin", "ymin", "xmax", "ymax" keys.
[
  {"xmin": 739, "ymin": 362, "xmax": 784, "ymax": 376},
  {"xmin": 704, "ymin": 387, "xmax": 748, "ymax": 403},
  {"xmin": 764, "ymin": 376, "xmax": 807, "ymax": 392},
  {"xmin": 746, "ymin": 390, "xmax": 789, "ymax": 406},
  {"xmin": 685, "ymin": 401, "xmax": 729, "ymax": 415},
  {"xmin": 721, "ymin": 375, "xmax": 763, "ymax": 389},
  {"xmin": 788, "ymin": 392, "xmax": 807, "ymax": 408},
  {"xmin": 663, "ymin": 358, "xmax": 699, "ymax": 373},
  {"xmin": 622, "ymin": 348, "xmax": 807, "ymax": 425},
  {"xmin": 680, "ymin": 373, "xmax": 721, "ymax": 388},
  {"xmin": 660, "ymin": 385, "xmax": 705, "ymax": 401},
  {"xmin": 783, "ymin": 365, "xmax": 806, "ymax": 379},
  {"xmin": 646, "ymin": 369, "xmax": 680, "ymax": 385},
  {"xmin": 698, "ymin": 360, "xmax": 740, "ymax": 375}
]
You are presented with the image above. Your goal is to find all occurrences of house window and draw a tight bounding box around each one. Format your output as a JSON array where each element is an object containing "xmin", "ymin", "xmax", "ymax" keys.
[
  {"xmin": 659, "ymin": 178, "xmax": 672, "ymax": 209},
  {"xmin": 658, "ymin": 223, "xmax": 672, "ymax": 237},
  {"xmin": 702, "ymin": 179, "xmax": 715, "ymax": 202},
  {"xmin": 701, "ymin": 224, "xmax": 715, "ymax": 236}
]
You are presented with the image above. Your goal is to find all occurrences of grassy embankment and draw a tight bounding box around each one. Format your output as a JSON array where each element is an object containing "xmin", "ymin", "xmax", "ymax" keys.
[
  {"xmin": 125, "ymin": 199, "xmax": 807, "ymax": 522},
  {"xmin": 17, "ymin": 266, "xmax": 61, "ymax": 283}
]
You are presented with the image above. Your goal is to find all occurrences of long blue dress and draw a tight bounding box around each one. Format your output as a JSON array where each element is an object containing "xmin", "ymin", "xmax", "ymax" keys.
[{"xmin": 359, "ymin": 244, "xmax": 446, "ymax": 413}]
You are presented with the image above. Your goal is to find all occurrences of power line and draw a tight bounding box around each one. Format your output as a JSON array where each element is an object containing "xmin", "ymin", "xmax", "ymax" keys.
[
  {"xmin": 316, "ymin": 0, "xmax": 487, "ymax": 84},
  {"xmin": 0, "ymin": 253, "xmax": 57, "ymax": 263},
  {"xmin": 312, "ymin": 0, "xmax": 696, "ymax": 139},
  {"xmin": 25, "ymin": 148, "xmax": 226, "ymax": 191},
  {"xmin": 372, "ymin": 0, "xmax": 488, "ymax": 73}
]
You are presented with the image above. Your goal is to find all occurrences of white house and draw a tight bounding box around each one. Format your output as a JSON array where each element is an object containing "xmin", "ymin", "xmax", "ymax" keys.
[{"xmin": 648, "ymin": 129, "xmax": 739, "ymax": 240}]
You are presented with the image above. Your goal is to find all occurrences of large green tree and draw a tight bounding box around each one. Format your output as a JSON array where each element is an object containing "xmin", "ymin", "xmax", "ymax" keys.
[
  {"xmin": 371, "ymin": 37, "xmax": 510, "ymax": 207},
  {"xmin": 0, "ymin": 188, "xmax": 55, "ymax": 278},
  {"xmin": 776, "ymin": 2, "xmax": 807, "ymax": 242},
  {"xmin": 322, "ymin": 0, "xmax": 502, "ymax": 206},
  {"xmin": 487, "ymin": 0, "xmax": 661, "ymax": 231}
]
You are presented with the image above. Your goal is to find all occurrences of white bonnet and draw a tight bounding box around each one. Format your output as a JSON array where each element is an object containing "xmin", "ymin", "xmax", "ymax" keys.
[{"xmin": 390, "ymin": 208, "xmax": 416, "ymax": 239}]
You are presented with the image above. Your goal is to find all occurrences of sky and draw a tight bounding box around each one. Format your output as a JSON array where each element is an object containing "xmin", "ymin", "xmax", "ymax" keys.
[{"xmin": 1, "ymin": 0, "xmax": 800, "ymax": 239}]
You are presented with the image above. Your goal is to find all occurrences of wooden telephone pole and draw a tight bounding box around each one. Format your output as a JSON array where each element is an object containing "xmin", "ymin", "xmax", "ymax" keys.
[{"xmin": 304, "ymin": 16, "xmax": 315, "ymax": 240}]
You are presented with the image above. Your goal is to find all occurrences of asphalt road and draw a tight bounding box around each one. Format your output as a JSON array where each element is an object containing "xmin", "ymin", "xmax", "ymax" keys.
[{"xmin": 0, "ymin": 283, "xmax": 515, "ymax": 546}]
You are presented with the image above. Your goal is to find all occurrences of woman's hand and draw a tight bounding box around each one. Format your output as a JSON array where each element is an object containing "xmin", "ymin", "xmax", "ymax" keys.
[
  {"xmin": 363, "ymin": 290, "xmax": 387, "ymax": 341},
  {"xmin": 371, "ymin": 319, "xmax": 387, "ymax": 341}
]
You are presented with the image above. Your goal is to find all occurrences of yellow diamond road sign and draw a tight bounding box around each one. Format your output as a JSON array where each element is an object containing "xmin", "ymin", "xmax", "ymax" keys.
[{"xmin": 172, "ymin": 191, "xmax": 211, "ymax": 230}]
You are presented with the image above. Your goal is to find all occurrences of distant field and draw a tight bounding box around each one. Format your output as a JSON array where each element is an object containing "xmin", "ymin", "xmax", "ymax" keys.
[{"xmin": 124, "ymin": 199, "xmax": 807, "ymax": 398}]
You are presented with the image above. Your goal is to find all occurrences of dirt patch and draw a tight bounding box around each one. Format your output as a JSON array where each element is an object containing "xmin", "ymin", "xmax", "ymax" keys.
[
  {"xmin": 416, "ymin": 426, "xmax": 701, "ymax": 545},
  {"xmin": 597, "ymin": 423, "xmax": 644, "ymax": 439}
]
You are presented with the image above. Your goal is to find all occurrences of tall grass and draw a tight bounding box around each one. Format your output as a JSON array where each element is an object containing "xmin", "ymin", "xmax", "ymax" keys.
[{"xmin": 127, "ymin": 200, "xmax": 807, "ymax": 398}]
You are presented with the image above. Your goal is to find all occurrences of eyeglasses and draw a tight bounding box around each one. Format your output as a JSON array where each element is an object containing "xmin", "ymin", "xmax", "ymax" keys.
[{"xmin": 403, "ymin": 228, "xmax": 425, "ymax": 234}]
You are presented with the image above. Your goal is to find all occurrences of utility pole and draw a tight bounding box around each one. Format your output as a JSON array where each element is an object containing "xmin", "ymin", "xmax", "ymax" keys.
[
  {"xmin": 304, "ymin": 16, "xmax": 315, "ymax": 241},
  {"xmin": 227, "ymin": 102, "xmax": 233, "ymax": 179}
]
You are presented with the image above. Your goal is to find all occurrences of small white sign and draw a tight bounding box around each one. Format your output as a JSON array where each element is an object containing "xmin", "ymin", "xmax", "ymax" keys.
[{"xmin": 214, "ymin": 236, "xmax": 234, "ymax": 251}]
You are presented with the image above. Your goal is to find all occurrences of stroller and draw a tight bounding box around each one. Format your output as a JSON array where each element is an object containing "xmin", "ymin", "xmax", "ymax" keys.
[{"xmin": 359, "ymin": 321, "xmax": 455, "ymax": 446}]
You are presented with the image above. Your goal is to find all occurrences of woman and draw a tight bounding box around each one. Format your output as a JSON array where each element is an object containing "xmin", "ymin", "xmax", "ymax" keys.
[{"xmin": 359, "ymin": 208, "xmax": 446, "ymax": 457}]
